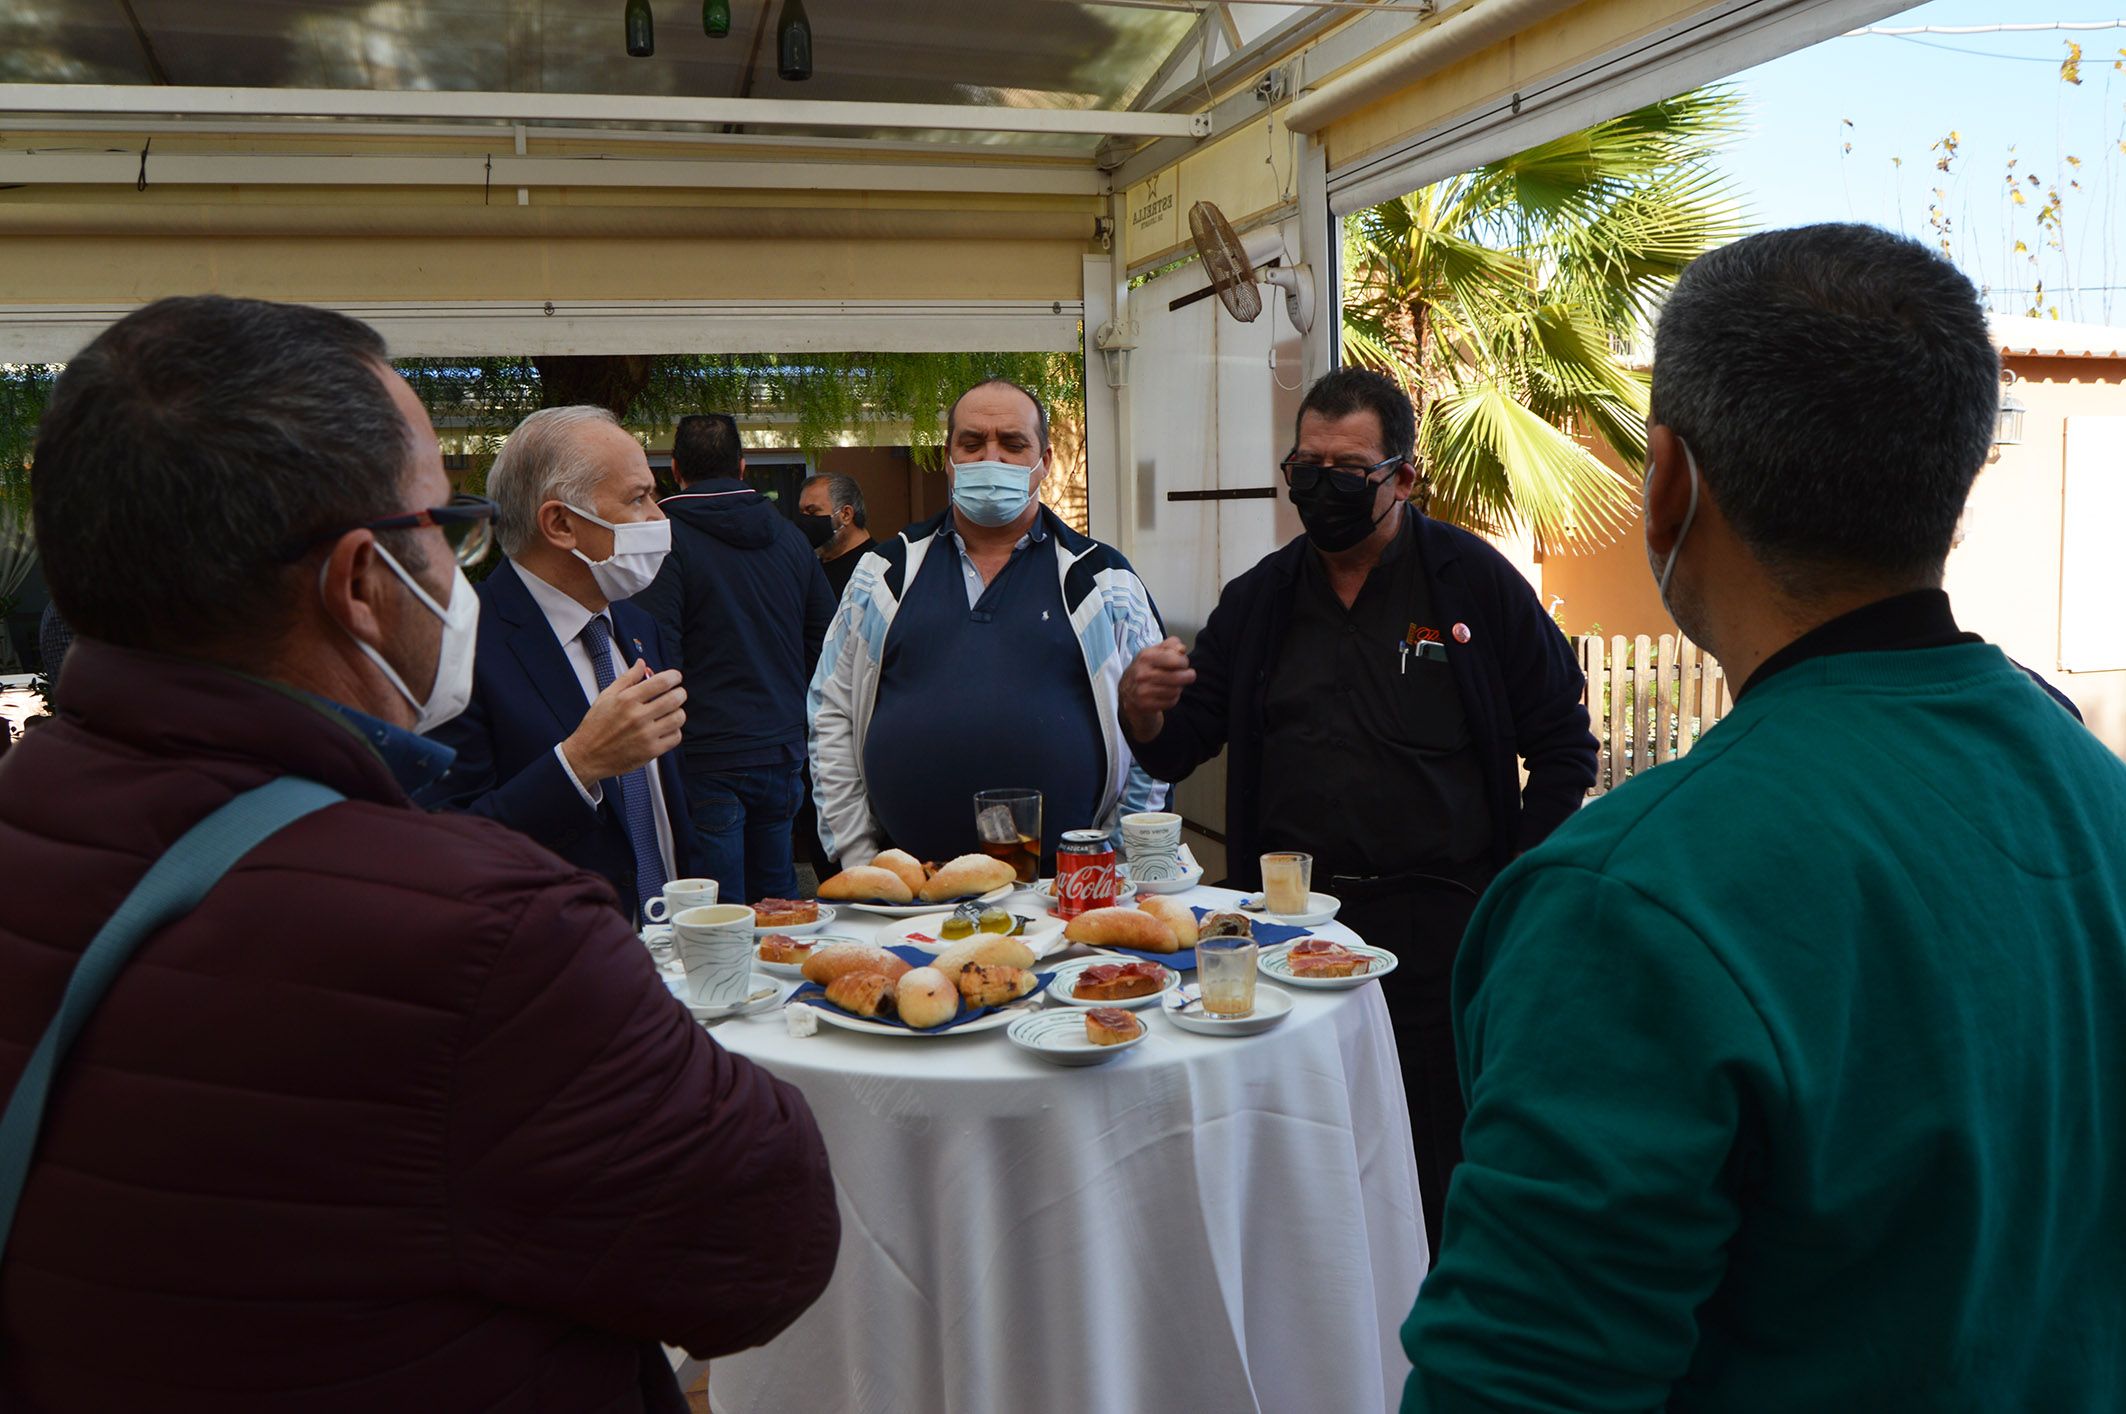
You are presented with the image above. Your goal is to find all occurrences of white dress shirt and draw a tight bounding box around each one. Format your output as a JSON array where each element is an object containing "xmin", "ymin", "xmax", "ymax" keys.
[{"xmin": 518, "ymin": 566, "xmax": 679, "ymax": 884}]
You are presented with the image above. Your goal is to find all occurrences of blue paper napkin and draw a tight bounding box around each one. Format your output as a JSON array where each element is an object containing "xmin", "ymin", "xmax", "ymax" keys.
[{"xmin": 789, "ymin": 943, "xmax": 1036, "ymax": 1034}]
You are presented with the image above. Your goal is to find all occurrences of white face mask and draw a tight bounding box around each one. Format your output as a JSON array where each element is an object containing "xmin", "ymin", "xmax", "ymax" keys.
[
  {"xmin": 564, "ymin": 502, "xmax": 672, "ymax": 601},
  {"xmin": 1647, "ymin": 440, "xmax": 1703, "ymax": 607},
  {"xmin": 336, "ymin": 543, "xmax": 479, "ymax": 734}
]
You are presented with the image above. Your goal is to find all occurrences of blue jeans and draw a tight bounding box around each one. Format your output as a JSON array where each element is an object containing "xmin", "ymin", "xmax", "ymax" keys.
[{"xmin": 681, "ymin": 760, "xmax": 804, "ymax": 905}]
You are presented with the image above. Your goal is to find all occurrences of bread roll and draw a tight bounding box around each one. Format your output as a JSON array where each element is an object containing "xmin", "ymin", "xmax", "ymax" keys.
[
  {"xmin": 802, "ymin": 944, "xmax": 913, "ymax": 987},
  {"xmin": 823, "ymin": 971, "xmax": 895, "ymax": 1019},
  {"xmin": 933, "ymin": 933, "xmax": 1036, "ymax": 977},
  {"xmin": 818, "ymin": 865, "xmax": 913, "ymax": 904},
  {"xmin": 1136, "ymin": 895, "xmax": 1198, "ymax": 948},
  {"xmin": 1064, "ymin": 905, "xmax": 1180, "ymax": 953},
  {"xmin": 872, "ymin": 848, "xmax": 930, "ymax": 898},
  {"xmin": 895, "ymin": 966, "xmax": 960, "ymax": 1029},
  {"xmin": 955, "ymin": 963, "xmax": 1037, "ymax": 1008},
  {"xmin": 919, "ymin": 852, "xmax": 1017, "ymax": 902}
]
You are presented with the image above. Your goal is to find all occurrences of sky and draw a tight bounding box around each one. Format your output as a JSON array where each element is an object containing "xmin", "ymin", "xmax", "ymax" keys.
[{"xmin": 1712, "ymin": 1, "xmax": 2126, "ymax": 324}]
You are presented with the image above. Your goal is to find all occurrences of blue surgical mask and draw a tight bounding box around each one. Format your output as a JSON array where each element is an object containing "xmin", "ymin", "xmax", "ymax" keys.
[{"xmin": 950, "ymin": 458, "xmax": 1041, "ymax": 528}]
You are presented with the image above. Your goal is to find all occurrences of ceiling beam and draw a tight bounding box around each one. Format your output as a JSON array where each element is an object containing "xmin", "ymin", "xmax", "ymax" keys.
[{"xmin": 0, "ymin": 84, "xmax": 1211, "ymax": 139}]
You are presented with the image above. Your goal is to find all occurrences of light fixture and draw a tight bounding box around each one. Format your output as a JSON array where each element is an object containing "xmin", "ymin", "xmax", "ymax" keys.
[
  {"xmin": 1995, "ymin": 369, "xmax": 2026, "ymax": 448},
  {"xmin": 624, "ymin": 0, "xmax": 654, "ymax": 57},
  {"xmin": 703, "ymin": 0, "xmax": 730, "ymax": 37},
  {"xmin": 777, "ymin": 0, "xmax": 813, "ymax": 82}
]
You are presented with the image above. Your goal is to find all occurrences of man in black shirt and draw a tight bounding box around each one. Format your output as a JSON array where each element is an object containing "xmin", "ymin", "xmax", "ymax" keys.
[
  {"xmin": 1120, "ymin": 369, "xmax": 1597, "ymax": 1249},
  {"xmin": 798, "ymin": 472, "xmax": 876, "ymax": 601}
]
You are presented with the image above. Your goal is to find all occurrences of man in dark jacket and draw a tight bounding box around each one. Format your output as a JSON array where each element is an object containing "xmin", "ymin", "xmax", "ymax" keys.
[
  {"xmin": 0, "ymin": 295, "xmax": 837, "ymax": 1411},
  {"xmin": 1119, "ymin": 367, "xmax": 1596, "ymax": 1250},
  {"xmin": 635, "ymin": 414, "xmax": 834, "ymax": 903}
]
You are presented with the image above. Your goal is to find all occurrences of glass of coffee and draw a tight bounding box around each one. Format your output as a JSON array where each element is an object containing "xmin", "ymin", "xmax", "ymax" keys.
[
  {"xmin": 1259, "ymin": 851, "xmax": 1313, "ymax": 916},
  {"xmin": 974, "ymin": 789, "xmax": 1043, "ymax": 884}
]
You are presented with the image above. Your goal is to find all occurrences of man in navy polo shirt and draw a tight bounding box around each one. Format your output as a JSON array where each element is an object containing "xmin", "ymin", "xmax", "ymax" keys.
[{"xmin": 809, "ymin": 380, "xmax": 1168, "ymax": 870}]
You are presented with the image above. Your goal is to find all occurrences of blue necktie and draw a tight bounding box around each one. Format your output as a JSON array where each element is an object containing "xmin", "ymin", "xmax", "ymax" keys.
[{"xmin": 580, "ymin": 614, "xmax": 668, "ymax": 920}]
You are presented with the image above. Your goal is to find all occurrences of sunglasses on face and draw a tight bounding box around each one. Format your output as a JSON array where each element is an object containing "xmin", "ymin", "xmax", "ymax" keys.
[{"xmin": 1279, "ymin": 454, "xmax": 1403, "ymax": 495}]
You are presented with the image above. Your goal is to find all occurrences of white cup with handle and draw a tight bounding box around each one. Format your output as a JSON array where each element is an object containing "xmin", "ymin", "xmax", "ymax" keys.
[
  {"xmin": 643, "ymin": 877, "xmax": 719, "ymax": 926},
  {"xmin": 673, "ymin": 903, "xmax": 755, "ymax": 1008}
]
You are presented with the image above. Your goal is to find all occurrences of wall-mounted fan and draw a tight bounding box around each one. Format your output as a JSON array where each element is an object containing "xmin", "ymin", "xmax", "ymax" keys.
[{"xmin": 1186, "ymin": 200, "xmax": 1314, "ymax": 334}]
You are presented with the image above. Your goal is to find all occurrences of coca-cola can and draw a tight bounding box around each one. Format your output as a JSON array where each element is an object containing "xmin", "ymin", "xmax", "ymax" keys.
[{"xmin": 1054, "ymin": 830, "xmax": 1121, "ymax": 920}]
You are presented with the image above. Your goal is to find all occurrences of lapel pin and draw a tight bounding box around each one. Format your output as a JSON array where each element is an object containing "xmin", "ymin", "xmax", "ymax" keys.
[{"xmin": 1452, "ymin": 622, "xmax": 1471, "ymax": 643}]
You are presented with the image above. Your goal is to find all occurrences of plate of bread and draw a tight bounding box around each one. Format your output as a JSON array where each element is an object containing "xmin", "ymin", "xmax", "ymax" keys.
[
  {"xmin": 749, "ymin": 900, "xmax": 836, "ymax": 935},
  {"xmin": 816, "ymin": 849, "xmax": 1023, "ymax": 916},
  {"xmin": 1007, "ymin": 1006, "xmax": 1147, "ymax": 1065},
  {"xmin": 1042, "ymin": 958, "xmax": 1180, "ymax": 1010},
  {"xmin": 791, "ymin": 937, "xmax": 1044, "ymax": 1036},
  {"xmin": 1258, "ymin": 938, "xmax": 1397, "ymax": 989},
  {"xmin": 756, "ymin": 932, "xmax": 869, "ymax": 979}
]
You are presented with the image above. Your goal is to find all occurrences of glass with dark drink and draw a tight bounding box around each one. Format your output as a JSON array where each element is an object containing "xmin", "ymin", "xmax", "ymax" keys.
[{"xmin": 973, "ymin": 789, "xmax": 1042, "ymax": 884}]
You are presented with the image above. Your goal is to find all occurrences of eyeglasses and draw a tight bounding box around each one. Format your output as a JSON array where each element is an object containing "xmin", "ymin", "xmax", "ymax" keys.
[
  {"xmin": 283, "ymin": 493, "xmax": 498, "ymax": 568},
  {"xmin": 1279, "ymin": 454, "xmax": 1404, "ymax": 495}
]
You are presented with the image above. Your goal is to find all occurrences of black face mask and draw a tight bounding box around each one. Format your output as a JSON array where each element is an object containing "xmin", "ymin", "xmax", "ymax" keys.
[
  {"xmin": 1289, "ymin": 473, "xmax": 1393, "ymax": 554},
  {"xmin": 798, "ymin": 511, "xmax": 837, "ymax": 549}
]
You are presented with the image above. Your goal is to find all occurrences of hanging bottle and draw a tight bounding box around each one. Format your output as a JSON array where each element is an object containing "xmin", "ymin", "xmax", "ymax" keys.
[
  {"xmin": 703, "ymin": 0, "xmax": 731, "ymax": 37},
  {"xmin": 624, "ymin": 0, "xmax": 654, "ymax": 57},
  {"xmin": 776, "ymin": 0, "xmax": 813, "ymax": 82}
]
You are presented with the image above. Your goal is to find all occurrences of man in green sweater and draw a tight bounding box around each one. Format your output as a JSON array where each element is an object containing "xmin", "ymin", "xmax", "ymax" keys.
[{"xmin": 1401, "ymin": 223, "xmax": 2126, "ymax": 1412}]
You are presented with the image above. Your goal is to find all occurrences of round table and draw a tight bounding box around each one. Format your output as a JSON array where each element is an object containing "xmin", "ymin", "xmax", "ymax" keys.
[{"xmin": 699, "ymin": 884, "xmax": 1427, "ymax": 1414}]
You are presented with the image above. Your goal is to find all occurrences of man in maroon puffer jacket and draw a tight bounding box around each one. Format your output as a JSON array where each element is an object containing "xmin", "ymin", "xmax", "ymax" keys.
[{"xmin": 0, "ymin": 296, "xmax": 839, "ymax": 1411}]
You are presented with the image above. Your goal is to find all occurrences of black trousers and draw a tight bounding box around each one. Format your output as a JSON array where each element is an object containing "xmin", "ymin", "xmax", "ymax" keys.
[{"xmin": 1330, "ymin": 871, "xmax": 1485, "ymax": 1255}]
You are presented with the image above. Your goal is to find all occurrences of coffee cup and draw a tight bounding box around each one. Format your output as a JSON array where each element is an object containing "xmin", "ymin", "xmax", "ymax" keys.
[
  {"xmin": 674, "ymin": 903, "xmax": 754, "ymax": 1008},
  {"xmin": 1120, "ymin": 811, "xmax": 1183, "ymax": 881},
  {"xmin": 644, "ymin": 877, "xmax": 719, "ymax": 925}
]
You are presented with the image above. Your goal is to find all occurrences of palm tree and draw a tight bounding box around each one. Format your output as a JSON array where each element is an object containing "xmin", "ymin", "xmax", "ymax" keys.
[{"xmin": 1341, "ymin": 87, "xmax": 1748, "ymax": 550}]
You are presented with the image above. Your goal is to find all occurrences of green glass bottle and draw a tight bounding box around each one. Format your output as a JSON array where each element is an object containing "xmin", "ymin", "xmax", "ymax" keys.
[
  {"xmin": 624, "ymin": 0, "xmax": 654, "ymax": 57},
  {"xmin": 703, "ymin": 0, "xmax": 730, "ymax": 38},
  {"xmin": 776, "ymin": 0, "xmax": 812, "ymax": 82}
]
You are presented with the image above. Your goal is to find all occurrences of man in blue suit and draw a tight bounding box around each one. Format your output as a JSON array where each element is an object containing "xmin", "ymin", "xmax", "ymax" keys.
[{"xmin": 421, "ymin": 405, "xmax": 703, "ymax": 923}]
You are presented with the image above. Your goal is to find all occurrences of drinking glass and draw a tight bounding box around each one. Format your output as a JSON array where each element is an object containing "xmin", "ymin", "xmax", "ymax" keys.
[
  {"xmin": 974, "ymin": 789, "xmax": 1043, "ymax": 884},
  {"xmin": 1259, "ymin": 851, "xmax": 1313, "ymax": 916},
  {"xmin": 1197, "ymin": 938, "xmax": 1259, "ymax": 1018}
]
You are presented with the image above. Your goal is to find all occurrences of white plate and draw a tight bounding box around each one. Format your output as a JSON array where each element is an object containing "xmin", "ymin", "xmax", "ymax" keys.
[
  {"xmin": 1007, "ymin": 1007, "xmax": 1147, "ymax": 1065},
  {"xmin": 752, "ymin": 933, "xmax": 869, "ymax": 979},
  {"xmin": 1032, "ymin": 876, "xmax": 1138, "ymax": 911},
  {"xmin": 1160, "ymin": 982, "xmax": 1294, "ymax": 1037},
  {"xmin": 749, "ymin": 903, "xmax": 837, "ymax": 936},
  {"xmin": 1258, "ymin": 940, "xmax": 1398, "ymax": 990},
  {"xmin": 1129, "ymin": 858, "xmax": 1205, "ymax": 895},
  {"xmin": 875, "ymin": 911, "xmax": 1067, "ymax": 960},
  {"xmin": 1042, "ymin": 958, "xmax": 1180, "ymax": 1010},
  {"xmin": 685, "ymin": 972, "xmax": 794, "ymax": 1021},
  {"xmin": 803, "ymin": 996, "xmax": 1035, "ymax": 1038},
  {"xmin": 1235, "ymin": 891, "xmax": 1342, "ymax": 928},
  {"xmin": 833, "ymin": 884, "xmax": 1018, "ymax": 918}
]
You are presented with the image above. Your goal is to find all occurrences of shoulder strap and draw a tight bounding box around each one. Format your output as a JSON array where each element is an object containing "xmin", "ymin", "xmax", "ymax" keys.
[{"xmin": 0, "ymin": 777, "xmax": 345, "ymax": 1263}]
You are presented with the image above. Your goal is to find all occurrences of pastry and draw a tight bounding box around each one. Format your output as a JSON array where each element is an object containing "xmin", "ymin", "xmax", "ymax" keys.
[
  {"xmin": 801, "ymin": 943, "xmax": 913, "ymax": 987},
  {"xmin": 751, "ymin": 898, "xmax": 820, "ymax": 927},
  {"xmin": 932, "ymin": 933, "xmax": 1036, "ymax": 977},
  {"xmin": 817, "ymin": 865, "xmax": 914, "ymax": 905},
  {"xmin": 1084, "ymin": 1007, "xmax": 1143, "ymax": 1046},
  {"xmin": 954, "ymin": 963, "xmax": 1037, "ymax": 1009},
  {"xmin": 872, "ymin": 848, "xmax": 931, "ymax": 897},
  {"xmin": 1063, "ymin": 905, "xmax": 1180, "ymax": 953},
  {"xmin": 823, "ymin": 970, "xmax": 896, "ymax": 1019},
  {"xmin": 756, "ymin": 934, "xmax": 814, "ymax": 966},
  {"xmin": 918, "ymin": 852, "xmax": 1017, "ymax": 902},
  {"xmin": 1072, "ymin": 961, "xmax": 1166, "ymax": 1001},
  {"xmin": 1136, "ymin": 895, "xmax": 1198, "ymax": 947},
  {"xmin": 895, "ymin": 966, "xmax": 960, "ymax": 1029},
  {"xmin": 1287, "ymin": 938, "xmax": 1371, "ymax": 979},
  {"xmin": 1198, "ymin": 911, "xmax": 1255, "ymax": 940}
]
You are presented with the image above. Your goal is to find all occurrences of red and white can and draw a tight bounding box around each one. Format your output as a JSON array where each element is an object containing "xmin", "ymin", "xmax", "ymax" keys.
[{"xmin": 1054, "ymin": 830, "xmax": 1121, "ymax": 920}]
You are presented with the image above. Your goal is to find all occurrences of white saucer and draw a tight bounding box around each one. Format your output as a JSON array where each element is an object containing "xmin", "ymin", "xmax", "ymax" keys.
[
  {"xmin": 1161, "ymin": 983, "xmax": 1293, "ymax": 1036},
  {"xmin": 1007, "ymin": 1007, "xmax": 1147, "ymax": 1065},
  {"xmin": 876, "ymin": 912, "xmax": 1067, "ymax": 960},
  {"xmin": 1235, "ymin": 892, "xmax": 1341, "ymax": 928},
  {"xmin": 749, "ymin": 904, "xmax": 837, "ymax": 936},
  {"xmin": 1258, "ymin": 941, "xmax": 1398, "ymax": 989},
  {"xmin": 1042, "ymin": 958, "xmax": 1180, "ymax": 1010},
  {"xmin": 685, "ymin": 972, "xmax": 793, "ymax": 1021}
]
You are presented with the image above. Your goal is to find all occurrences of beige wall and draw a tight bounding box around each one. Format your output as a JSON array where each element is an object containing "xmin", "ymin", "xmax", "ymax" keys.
[{"xmin": 1533, "ymin": 436, "xmax": 1667, "ymax": 641}]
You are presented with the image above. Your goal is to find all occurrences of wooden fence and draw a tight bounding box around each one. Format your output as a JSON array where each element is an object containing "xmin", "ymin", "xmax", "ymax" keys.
[{"xmin": 1576, "ymin": 633, "xmax": 1734, "ymax": 795}]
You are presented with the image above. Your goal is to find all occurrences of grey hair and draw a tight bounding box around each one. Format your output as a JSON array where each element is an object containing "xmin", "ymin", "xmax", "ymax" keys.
[
  {"xmin": 803, "ymin": 471, "xmax": 867, "ymax": 529},
  {"xmin": 489, "ymin": 405, "xmax": 623, "ymax": 557}
]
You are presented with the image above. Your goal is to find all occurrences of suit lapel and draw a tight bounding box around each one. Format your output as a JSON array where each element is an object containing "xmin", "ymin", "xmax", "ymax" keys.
[{"xmin": 487, "ymin": 561, "xmax": 596, "ymax": 738}]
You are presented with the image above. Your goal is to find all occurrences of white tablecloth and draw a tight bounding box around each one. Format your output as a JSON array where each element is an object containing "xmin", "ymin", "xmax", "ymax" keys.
[{"xmin": 700, "ymin": 886, "xmax": 1427, "ymax": 1414}]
